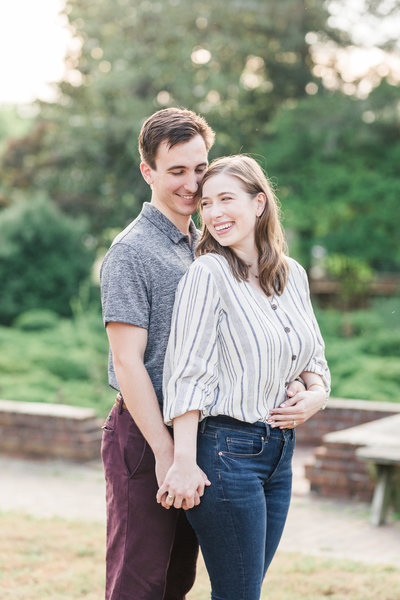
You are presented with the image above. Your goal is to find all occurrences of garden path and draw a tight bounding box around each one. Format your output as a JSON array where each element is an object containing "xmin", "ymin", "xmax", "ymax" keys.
[{"xmin": 1, "ymin": 446, "xmax": 400, "ymax": 567}]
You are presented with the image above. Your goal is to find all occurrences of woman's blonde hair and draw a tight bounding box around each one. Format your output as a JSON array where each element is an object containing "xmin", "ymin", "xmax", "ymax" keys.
[{"xmin": 196, "ymin": 155, "xmax": 289, "ymax": 296}]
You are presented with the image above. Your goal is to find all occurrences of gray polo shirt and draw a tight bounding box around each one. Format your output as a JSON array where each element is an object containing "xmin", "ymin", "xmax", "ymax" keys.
[{"xmin": 100, "ymin": 202, "xmax": 198, "ymax": 408}]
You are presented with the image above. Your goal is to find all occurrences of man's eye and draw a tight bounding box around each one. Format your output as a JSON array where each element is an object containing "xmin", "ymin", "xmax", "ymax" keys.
[{"xmin": 171, "ymin": 171, "xmax": 184, "ymax": 176}]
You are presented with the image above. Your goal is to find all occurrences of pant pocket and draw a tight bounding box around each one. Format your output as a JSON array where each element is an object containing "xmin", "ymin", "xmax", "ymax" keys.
[{"xmin": 123, "ymin": 419, "xmax": 148, "ymax": 478}]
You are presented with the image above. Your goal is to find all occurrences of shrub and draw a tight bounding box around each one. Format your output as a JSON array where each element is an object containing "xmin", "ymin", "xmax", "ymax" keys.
[
  {"xmin": 360, "ymin": 330, "xmax": 400, "ymax": 358},
  {"xmin": 0, "ymin": 194, "xmax": 95, "ymax": 324},
  {"xmin": 13, "ymin": 309, "xmax": 60, "ymax": 331}
]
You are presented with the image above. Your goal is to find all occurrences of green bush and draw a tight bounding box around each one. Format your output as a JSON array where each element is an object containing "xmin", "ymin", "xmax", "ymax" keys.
[
  {"xmin": 0, "ymin": 194, "xmax": 95, "ymax": 324},
  {"xmin": 13, "ymin": 309, "xmax": 60, "ymax": 331},
  {"xmin": 341, "ymin": 310, "xmax": 384, "ymax": 337},
  {"xmin": 360, "ymin": 330, "xmax": 400, "ymax": 358}
]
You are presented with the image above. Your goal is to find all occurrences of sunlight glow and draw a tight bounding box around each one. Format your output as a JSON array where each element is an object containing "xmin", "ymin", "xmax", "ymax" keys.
[{"xmin": 0, "ymin": 0, "xmax": 70, "ymax": 104}]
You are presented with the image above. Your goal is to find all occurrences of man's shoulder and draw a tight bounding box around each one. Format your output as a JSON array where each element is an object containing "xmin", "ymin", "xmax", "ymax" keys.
[
  {"xmin": 108, "ymin": 211, "xmax": 172, "ymax": 258},
  {"xmin": 111, "ymin": 212, "xmax": 152, "ymax": 249}
]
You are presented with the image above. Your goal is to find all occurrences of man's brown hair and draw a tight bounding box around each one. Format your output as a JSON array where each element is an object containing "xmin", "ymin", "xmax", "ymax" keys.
[{"xmin": 139, "ymin": 107, "xmax": 215, "ymax": 170}]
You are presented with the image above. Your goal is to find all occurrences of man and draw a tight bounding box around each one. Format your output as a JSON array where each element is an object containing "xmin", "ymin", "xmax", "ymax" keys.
[
  {"xmin": 100, "ymin": 107, "xmax": 215, "ymax": 600},
  {"xmin": 100, "ymin": 107, "xmax": 305, "ymax": 599}
]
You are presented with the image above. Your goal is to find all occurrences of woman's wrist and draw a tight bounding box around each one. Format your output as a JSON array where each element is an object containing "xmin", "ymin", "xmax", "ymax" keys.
[{"xmin": 174, "ymin": 450, "xmax": 197, "ymax": 464}]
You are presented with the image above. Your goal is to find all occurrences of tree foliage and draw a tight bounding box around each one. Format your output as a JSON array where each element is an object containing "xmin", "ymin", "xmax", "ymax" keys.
[
  {"xmin": 255, "ymin": 81, "xmax": 400, "ymax": 271},
  {"xmin": 0, "ymin": 0, "xmax": 398, "ymax": 272},
  {"xmin": 0, "ymin": 0, "xmax": 335, "ymax": 236},
  {"xmin": 0, "ymin": 194, "xmax": 95, "ymax": 324}
]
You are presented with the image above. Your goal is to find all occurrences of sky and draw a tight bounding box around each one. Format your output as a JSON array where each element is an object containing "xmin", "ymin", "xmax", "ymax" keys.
[
  {"xmin": 0, "ymin": 0, "xmax": 69, "ymax": 104},
  {"xmin": 0, "ymin": 0, "xmax": 398, "ymax": 105}
]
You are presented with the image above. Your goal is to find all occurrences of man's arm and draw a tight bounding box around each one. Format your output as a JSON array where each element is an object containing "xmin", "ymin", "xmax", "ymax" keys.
[{"xmin": 106, "ymin": 322, "xmax": 174, "ymax": 487}]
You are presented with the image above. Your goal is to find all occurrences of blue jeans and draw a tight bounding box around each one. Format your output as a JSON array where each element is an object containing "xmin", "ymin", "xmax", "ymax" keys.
[{"xmin": 186, "ymin": 415, "xmax": 295, "ymax": 600}]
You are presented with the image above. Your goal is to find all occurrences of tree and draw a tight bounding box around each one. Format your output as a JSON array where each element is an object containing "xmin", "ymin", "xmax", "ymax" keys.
[
  {"xmin": 0, "ymin": 0, "xmax": 335, "ymax": 237},
  {"xmin": 254, "ymin": 81, "xmax": 400, "ymax": 271},
  {"xmin": 0, "ymin": 194, "xmax": 95, "ymax": 324}
]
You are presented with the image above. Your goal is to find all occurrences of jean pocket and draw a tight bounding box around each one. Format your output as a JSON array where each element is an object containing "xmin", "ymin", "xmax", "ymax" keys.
[{"xmin": 222, "ymin": 434, "xmax": 264, "ymax": 458}]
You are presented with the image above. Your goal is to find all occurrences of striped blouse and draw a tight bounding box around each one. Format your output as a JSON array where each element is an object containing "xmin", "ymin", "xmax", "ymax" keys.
[{"xmin": 163, "ymin": 253, "xmax": 330, "ymax": 425}]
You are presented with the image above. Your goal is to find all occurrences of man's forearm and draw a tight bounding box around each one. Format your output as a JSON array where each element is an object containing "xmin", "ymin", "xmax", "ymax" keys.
[{"xmin": 114, "ymin": 357, "xmax": 173, "ymax": 458}]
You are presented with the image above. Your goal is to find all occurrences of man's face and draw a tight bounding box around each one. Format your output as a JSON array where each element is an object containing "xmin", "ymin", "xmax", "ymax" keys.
[{"xmin": 142, "ymin": 134, "xmax": 208, "ymax": 222}]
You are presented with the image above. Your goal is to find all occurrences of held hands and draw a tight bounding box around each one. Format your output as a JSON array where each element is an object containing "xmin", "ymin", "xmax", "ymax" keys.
[
  {"xmin": 267, "ymin": 379, "xmax": 326, "ymax": 430},
  {"xmin": 156, "ymin": 458, "xmax": 211, "ymax": 510}
]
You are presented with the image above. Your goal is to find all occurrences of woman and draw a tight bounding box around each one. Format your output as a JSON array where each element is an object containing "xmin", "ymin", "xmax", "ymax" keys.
[{"xmin": 157, "ymin": 155, "xmax": 330, "ymax": 600}]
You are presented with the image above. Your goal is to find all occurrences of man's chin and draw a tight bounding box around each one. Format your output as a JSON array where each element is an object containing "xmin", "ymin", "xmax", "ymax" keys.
[{"xmin": 181, "ymin": 203, "xmax": 199, "ymax": 215}]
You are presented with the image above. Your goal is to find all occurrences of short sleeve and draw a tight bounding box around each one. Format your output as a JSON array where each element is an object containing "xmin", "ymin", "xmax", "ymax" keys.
[
  {"xmin": 100, "ymin": 243, "xmax": 150, "ymax": 329},
  {"xmin": 163, "ymin": 261, "xmax": 221, "ymax": 425}
]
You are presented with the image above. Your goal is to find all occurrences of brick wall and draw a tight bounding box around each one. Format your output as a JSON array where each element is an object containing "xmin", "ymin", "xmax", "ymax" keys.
[
  {"xmin": 305, "ymin": 442, "xmax": 375, "ymax": 501},
  {"xmin": 301, "ymin": 400, "xmax": 400, "ymax": 501},
  {"xmin": 296, "ymin": 398, "xmax": 400, "ymax": 446},
  {"xmin": 0, "ymin": 399, "xmax": 102, "ymax": 461}
]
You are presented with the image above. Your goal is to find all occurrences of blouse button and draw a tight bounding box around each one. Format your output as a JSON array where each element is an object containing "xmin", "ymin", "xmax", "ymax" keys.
[
  {"xmin": 271, "ymin": 304, "xmax": 277, "ymax": 310},
  {"xmin": 292, "ymin": 355, "xmax": 297, "ymax": 360},
  {"xmin": 285, "ymin": 327, "xmax": 291, "ymax": 333}
]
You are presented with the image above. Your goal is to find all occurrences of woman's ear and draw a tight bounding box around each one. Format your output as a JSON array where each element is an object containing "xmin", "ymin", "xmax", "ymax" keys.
[
  {"xmin": 140, "ymin": 162, "xmax": 153, "ymax": 185},
  {"xmin": 256, "ymin": 192, "xmax": 267, "ymax": 217}
]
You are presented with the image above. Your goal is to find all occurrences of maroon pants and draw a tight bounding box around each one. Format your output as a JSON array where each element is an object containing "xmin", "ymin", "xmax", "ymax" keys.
[{"xmin": 101, "ymin": 401, "xmax": 198, "ymax": 600}]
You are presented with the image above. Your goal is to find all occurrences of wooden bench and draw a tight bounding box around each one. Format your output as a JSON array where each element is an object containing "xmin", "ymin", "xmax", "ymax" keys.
[{"xmin": 356, "ymin": 445, "xmax": 400, "ymax": 526}]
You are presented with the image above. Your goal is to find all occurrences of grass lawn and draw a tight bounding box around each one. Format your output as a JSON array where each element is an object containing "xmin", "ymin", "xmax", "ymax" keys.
[{"xmin": 1, "ymin": 512, "xmax": 399, "ymax": 600}]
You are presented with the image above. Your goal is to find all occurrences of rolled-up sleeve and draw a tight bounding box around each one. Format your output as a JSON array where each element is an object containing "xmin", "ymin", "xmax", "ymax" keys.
[
  {"xmin": 300, "ymin": 267, "xmax": 331, "ymax": 394},
  {"xmin": 163, "ymin": 262, "xmax": 221, "ymax": 425}
]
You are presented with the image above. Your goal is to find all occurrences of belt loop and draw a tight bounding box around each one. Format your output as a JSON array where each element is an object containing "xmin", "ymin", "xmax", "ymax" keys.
[
  {"xmin": 118, "ymin": 392, "xmax": 124, "ymax": 415},
  {"xmin": 199, "ymin": 417, "xmax": 208, "ymax": 433}
]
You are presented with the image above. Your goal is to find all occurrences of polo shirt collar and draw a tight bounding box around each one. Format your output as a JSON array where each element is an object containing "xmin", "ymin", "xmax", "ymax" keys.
[{"xmin": 142, "ymin": 202, "xmax": 199, "ymax": 245}]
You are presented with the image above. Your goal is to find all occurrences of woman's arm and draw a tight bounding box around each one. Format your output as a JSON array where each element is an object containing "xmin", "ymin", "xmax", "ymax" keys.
[{"xmin": 156, "ymin": 410, "xmax": 210, "ymax": 510}]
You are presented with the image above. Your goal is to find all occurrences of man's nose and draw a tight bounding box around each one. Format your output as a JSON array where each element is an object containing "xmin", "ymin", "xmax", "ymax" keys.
[{"xmin": 183, "ymin": 172, "xmax": 198, "ymax": 193}]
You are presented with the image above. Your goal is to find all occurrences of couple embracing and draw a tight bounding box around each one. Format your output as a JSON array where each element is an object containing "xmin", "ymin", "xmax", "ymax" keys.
[{"xmin": 100, "ymin": 107, "xmax": 330, "ymax": 600}]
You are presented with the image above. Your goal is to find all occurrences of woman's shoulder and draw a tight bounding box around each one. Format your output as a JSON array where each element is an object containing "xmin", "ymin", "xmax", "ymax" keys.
[
  {"xmin": 192, "ymin": 252, "xmax": 230, "ymax": 274},
  {"xmin": 285, "ymin": 256, "xmax": 307, "ymax": 278},
  {"xmin": 183, "ymin": 253, "xmax": 233, "ymax": 291}
]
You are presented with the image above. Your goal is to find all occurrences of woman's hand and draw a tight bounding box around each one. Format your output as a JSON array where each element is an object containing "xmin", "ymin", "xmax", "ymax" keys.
[
  {"xmin": 156, "ymin": 458, "xmax": 210, "ymax": 510},
  {"xmin": 268, "ymin": 380, "xmax": 326, "ymax": 429}
]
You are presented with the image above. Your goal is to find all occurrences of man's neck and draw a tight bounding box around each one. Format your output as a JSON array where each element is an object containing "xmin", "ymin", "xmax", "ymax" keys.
[{"xmin": 150, "ymin": 199, "xmax": 192, "ymax": 235}]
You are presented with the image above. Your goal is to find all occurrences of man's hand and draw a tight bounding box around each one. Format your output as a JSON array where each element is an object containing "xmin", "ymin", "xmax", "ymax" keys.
[
  {"xmin": 156, "ymin": 459, "xmax": 210, "ymax": 510},
  {"xmin": 286, "ymin": 379, "xmax": 305, "ymax": 398},
  {"xmin": 267, "ymin": 377, "xmax": 326, "ymax": 429}
]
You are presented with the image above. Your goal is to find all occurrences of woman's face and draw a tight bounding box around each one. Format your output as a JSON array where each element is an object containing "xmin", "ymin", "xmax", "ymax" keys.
[{"xmin": 200, "ymin": 173, "xmax": 265, "ymax": 254}]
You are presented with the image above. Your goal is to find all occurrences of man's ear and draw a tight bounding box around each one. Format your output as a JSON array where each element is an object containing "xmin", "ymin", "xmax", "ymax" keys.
[{"xmin": 140, "ymin": 162, "xmax": 153, "ymax": 185}]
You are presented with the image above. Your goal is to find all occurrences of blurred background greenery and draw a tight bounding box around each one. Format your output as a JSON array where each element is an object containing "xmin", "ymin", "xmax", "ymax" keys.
[{"xmin": 0, "ymin": 0, "xmax": 399, "ymax": 416}]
